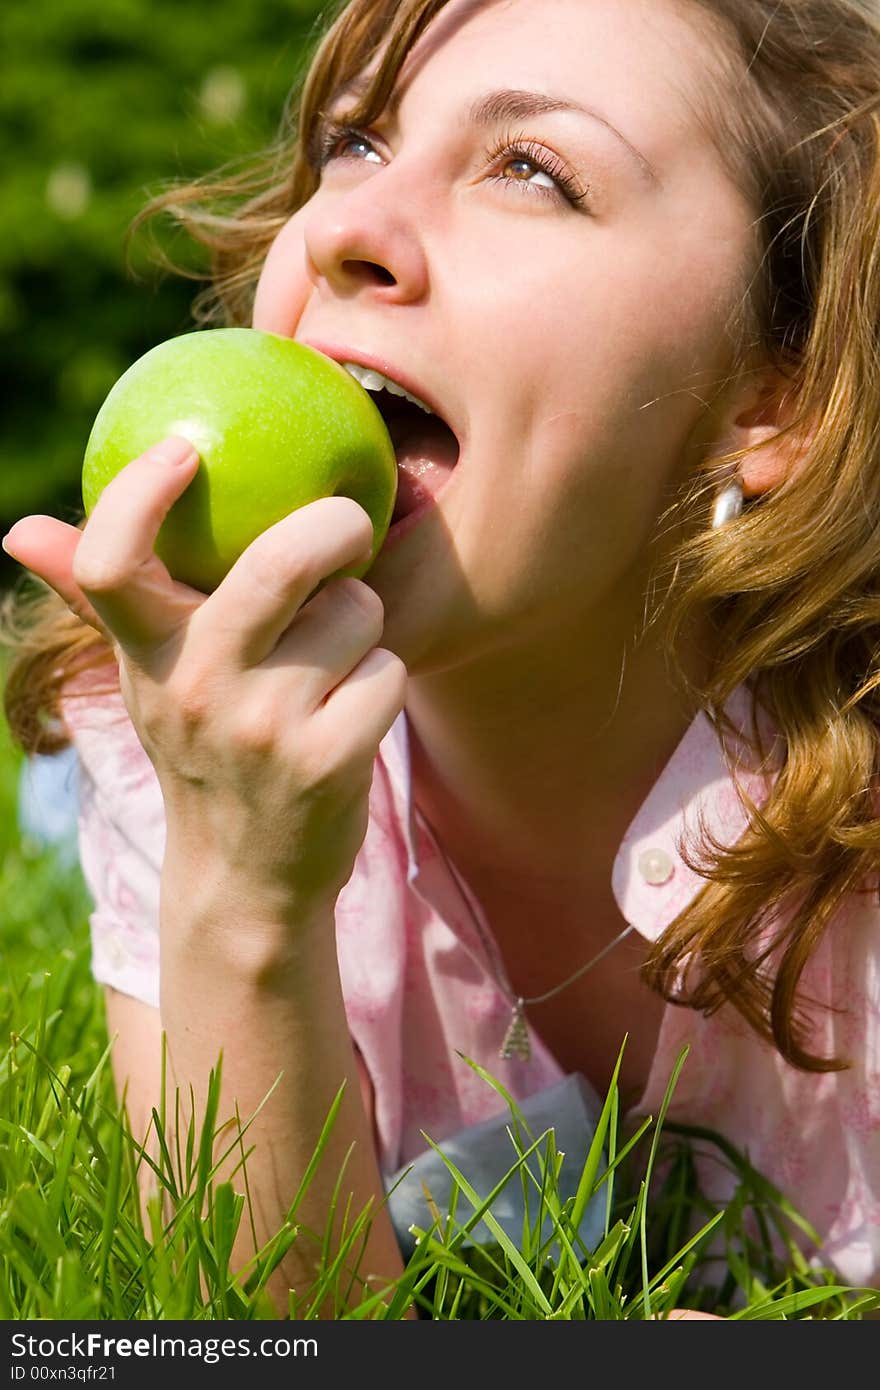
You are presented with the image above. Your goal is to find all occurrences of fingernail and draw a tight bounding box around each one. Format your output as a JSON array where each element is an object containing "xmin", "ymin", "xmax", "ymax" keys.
[
  {"xmin": 2, "ymin": 526, "xmax": 18, "ymax": 554},
  {"xmin": 153, "ymin": 436, "xmax": 199, "ymax": 466}
]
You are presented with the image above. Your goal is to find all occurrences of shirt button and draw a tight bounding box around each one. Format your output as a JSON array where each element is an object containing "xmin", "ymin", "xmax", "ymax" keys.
[{"xmin": 638, "ymin": 847, "xmax": 674, "ymax": 886}]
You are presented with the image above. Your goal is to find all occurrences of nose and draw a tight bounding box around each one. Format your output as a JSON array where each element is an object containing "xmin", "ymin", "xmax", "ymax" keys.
[{"xmin": 303, "ymin": 172, "xmax": 430, "ymax": 305}]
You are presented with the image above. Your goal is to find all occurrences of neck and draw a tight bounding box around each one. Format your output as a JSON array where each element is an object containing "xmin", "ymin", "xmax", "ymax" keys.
[{"xmin": 405, "ymin": 601, "xmax": 710, "ymax": 911}]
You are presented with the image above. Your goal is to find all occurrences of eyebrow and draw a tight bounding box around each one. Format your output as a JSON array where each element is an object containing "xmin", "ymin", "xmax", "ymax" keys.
[
  {"xmin": 469, "ymin": 88, "xmax": 658, "ymax": 185},
  {"xmin": 328, "ymin": 78, "xmax": 658, "ymax": 186}
]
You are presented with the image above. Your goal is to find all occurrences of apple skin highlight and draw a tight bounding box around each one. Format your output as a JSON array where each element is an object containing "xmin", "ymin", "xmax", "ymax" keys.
[{"xmin": 81, "ymin": 328, "xmax": 398, "ymax": 593}]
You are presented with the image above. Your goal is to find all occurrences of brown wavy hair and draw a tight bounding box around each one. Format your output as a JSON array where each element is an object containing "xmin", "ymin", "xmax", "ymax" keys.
[{"xmin": 4, "ymin": 0, "xmax": 880, "ymax": 1070}]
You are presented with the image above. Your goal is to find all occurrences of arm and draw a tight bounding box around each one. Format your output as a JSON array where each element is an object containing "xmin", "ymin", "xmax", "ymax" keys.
[
  {"xmin": 104, "ymin": 988, "xmax": 379, "ymax": 1161},
  {"xmin": 5, "ymin": 437, "xmax": 410, "ymax": 1317},
  {"xmin": 104, "ymin": 983, "xmax": 400, "ymax": 1316}
]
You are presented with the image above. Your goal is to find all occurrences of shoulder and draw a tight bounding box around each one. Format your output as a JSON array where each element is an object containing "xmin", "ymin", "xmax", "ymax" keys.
[
  {"xmin": 60, "ymin": 662, "xmax": 135, "ymax": 755},
  {"xmin": 60, "ymin": 668, "xmax": 165, "ymax": 864}
]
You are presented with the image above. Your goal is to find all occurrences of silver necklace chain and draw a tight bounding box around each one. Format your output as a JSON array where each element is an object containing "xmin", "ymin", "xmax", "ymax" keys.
[{"xmin": 416, "ymin": 807, "xmax": 636, "ymax": 1062}]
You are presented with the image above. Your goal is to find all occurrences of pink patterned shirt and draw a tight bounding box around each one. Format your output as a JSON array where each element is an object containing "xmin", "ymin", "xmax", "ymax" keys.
[{"xmin": 61, "ymin": 682, "xmax": 880, "ymax": 1287}]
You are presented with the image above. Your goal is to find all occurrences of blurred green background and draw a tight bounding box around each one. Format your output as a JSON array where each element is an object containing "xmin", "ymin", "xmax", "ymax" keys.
[{"xmin": 0, "ymin": 0, "xmax": 331, "ymax": 589}]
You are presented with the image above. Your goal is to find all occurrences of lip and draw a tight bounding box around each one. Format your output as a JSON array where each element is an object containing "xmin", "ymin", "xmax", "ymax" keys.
[
  {"xmin": 301, "ymin": 337, "xmax": 463, "ymax": 550},
  {"xmin": 381, "ymin": 480, "xmax": 446, "ymax": 549}
]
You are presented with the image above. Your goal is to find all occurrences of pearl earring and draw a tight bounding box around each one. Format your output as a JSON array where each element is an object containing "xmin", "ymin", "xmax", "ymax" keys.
[{"xmin": 711, "ymin": 478, "xmax": 744, "ymax": 529}]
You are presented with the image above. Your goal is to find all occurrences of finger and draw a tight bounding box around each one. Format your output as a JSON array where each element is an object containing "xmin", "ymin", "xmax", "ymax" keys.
[
  {"xmin": 265, "ymin": 575, "xmax": 386, "ymax": 709},
  {"xmin": 315, "ymin": 646, "xmax": 408, "ymax": 760},
  {"xmin": 71, "ymin": 436, "xmax": 204, "ymax": 651},
  {"xmin": 2, "ymin": 516, "xmax": 110, "ymax": 638},
  {"xmin": 205, "ymin": 495, "xmax": 375, "ymax": 667}
]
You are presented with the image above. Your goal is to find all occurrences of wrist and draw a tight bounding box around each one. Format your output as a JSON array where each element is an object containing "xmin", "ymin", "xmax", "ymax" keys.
[{"xmin": 159, "ymin": 850, "xmax": 338, "ymax": 987}]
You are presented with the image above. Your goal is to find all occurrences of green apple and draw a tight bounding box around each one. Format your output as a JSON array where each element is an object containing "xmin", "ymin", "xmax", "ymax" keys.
[{"xmin": 81, "ymin": 327, "xmax": 398, "ymax": 592}]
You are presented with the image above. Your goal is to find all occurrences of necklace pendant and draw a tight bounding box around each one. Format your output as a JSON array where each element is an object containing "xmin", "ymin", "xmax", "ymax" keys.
[{"xmin": 500, "ymin": 998, "xmax": 531, "ymax": 1062}]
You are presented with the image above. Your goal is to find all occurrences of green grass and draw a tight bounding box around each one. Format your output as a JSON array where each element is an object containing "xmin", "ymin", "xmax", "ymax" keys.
[{"xmin": 1, "ymin": 707, "xmax": 879, "ymax": 1320}]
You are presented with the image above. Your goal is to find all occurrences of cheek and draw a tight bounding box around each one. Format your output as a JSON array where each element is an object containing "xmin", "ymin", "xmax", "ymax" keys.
[
  {"xmin": 466, "ymin": 188, "xmax": 751, "ymax": 395},
  {"xmin": 251, "ymin": 210, "xmax": 313, "ymax": 335}
]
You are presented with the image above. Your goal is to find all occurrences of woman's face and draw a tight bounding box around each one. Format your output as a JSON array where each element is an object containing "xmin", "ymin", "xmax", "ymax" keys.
[{"xmin": 252, "ymin": 0, "xmax": 758, "ymax": 674}]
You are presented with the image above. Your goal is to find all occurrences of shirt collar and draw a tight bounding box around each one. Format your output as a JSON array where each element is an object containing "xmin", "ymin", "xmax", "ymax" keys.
[
  {"xmin": 377, "ymin": 681, "xmax": 779, "ymax": 944},
  {"xmin": 609, "ymin": 682, "xmax": 778, "ymax": 942}
]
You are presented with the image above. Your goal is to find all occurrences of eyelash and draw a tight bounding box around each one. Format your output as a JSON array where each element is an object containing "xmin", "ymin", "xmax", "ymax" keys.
[
  {"xmin": 486, "ymin": 128, "xmax": 591, "ymax": 207},
  {"xmin": 313, "ymin": 120, "xmax": 591, "ymax": 209}
]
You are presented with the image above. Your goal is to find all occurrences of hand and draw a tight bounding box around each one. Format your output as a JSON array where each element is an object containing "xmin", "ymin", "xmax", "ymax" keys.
[{"xmin": 3, "ymin": 435, "xmax": 408, "ymax": 919}]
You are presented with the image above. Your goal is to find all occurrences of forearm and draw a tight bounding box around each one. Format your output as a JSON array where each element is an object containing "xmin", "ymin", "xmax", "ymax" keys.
[
  {"xmin": 4, "ymin": 463, "xmax": 410, "ymax": 1315},
  {"xmin": 157, "ymin": 864, "xmax": 407, "ymax": 1318}
]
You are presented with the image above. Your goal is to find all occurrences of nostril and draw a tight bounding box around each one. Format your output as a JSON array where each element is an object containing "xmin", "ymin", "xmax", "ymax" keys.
[{"xmin": 343, "ymin": 259, "xmax": 396, "ymax": 287}]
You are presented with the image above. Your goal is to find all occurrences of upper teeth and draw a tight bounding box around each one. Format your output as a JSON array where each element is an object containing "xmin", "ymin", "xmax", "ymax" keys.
[{"xmin": 342, "ymin": 362, "xmax": 434, "ymax": 414}]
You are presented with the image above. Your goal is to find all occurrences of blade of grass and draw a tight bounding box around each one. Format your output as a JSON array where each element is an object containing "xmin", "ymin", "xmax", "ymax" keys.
[{"xmin": 417, "ymin": 1135, "xmax": 553, "ymax": 1314}]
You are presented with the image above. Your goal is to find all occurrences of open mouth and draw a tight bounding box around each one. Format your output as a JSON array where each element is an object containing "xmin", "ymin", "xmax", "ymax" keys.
[{"xmin": 341, "ymin": 363, "xmax": 461, "ymax": 525}]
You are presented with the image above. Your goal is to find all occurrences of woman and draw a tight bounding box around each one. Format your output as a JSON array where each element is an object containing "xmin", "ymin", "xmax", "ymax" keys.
[{"xmin": 4, "ymin": 0, "xmax": 880, "ymax": 1313}]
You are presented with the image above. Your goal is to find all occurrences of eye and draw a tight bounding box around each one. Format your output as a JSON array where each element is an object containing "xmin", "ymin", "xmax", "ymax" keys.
[
  {"xmin": 487, "ymin": 136, "xmax": 590, "ymax": 208},
  {"xmin": 311, "ymin": 118, "xmax": 591, "ymax": 209},
  {"xmin": 315, "ymin": 121, "xmax": 383, "ymax": 168},
  {"xmin": 500, "ymin": 154, "xmax": 558, "ymax": 191}
]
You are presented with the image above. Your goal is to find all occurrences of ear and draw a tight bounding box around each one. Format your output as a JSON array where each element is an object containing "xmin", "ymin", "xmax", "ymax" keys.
[{"xmin": 716, "ymin": 367, "xmax": 812, "ymax": 499}]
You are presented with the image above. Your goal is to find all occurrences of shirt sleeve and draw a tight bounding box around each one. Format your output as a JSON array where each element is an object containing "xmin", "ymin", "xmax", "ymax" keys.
[{"xmin": 61, "ymin": 682, "xmax": 165, "ymax": 1009}]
